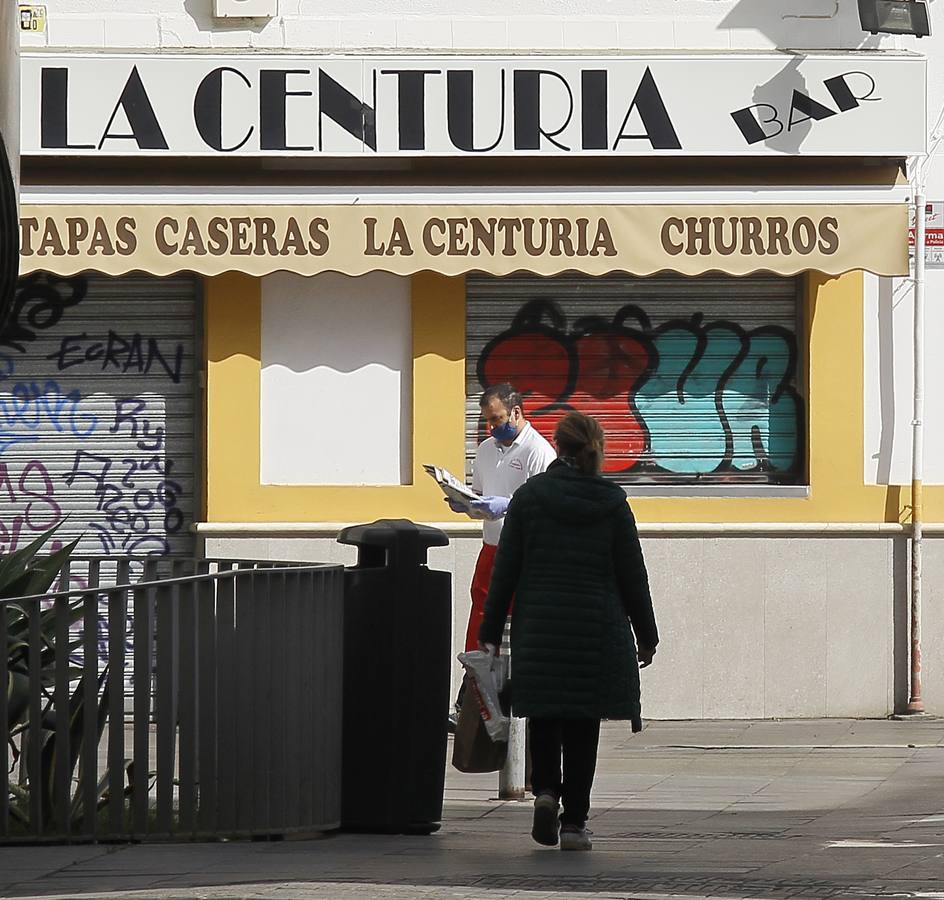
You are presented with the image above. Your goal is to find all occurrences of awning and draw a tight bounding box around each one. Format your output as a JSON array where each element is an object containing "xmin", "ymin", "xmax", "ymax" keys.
[{"xmin": 18, "ymin": 185, "xmax": 910, "ymax": 278}]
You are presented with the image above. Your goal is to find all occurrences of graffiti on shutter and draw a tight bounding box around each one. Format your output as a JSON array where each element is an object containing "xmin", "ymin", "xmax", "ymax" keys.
[
  {"xmin": 467, "ymin": 274, "xmax": 802, "ymax": 485},
  {"xmin": 1, "ymin": 272, "xmax": 195, "ymax": 558}
]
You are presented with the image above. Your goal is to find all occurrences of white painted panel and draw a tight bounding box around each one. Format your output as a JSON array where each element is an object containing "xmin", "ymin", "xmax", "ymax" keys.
[
  {"xmin": 864, "ymin": 269, "xmax": 944, "ymax": 486},
  {"xmin": 260, "ymin": 271, "xmax": 411, "ymax": 485},
  {"xmin": 923, "ymin": 269, "xmax": 944, "ymax": 484},
  {"xmin": 864, "ymin": 273, "xmax": 913, "ymax": 485}
]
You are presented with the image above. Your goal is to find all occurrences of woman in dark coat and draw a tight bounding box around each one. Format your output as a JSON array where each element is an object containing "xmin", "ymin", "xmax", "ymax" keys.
[{"xmin": 478, "ymin": 411, "xmax": 658, "ymax": 851}]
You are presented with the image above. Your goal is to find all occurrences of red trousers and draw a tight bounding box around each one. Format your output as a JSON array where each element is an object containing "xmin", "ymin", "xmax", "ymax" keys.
[{"xmin": 465, "ymin": 542, "xmax": 498, "ymax": 652}]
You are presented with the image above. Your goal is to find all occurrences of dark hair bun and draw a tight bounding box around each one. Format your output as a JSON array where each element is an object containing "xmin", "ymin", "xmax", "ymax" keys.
[{"xmin": 554, "ymin": 412, "xmax": 605, "ymax": 475}]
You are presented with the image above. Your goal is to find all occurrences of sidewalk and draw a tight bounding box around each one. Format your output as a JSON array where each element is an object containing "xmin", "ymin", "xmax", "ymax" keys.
[{"xmin": 2, "ymin": 719, "xmax": 943, "ymax": 900}]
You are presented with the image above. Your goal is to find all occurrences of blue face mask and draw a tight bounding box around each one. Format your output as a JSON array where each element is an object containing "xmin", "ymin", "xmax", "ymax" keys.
[{"xmin": 491, "ymin": 418, "xmax": 518, "ymax": 442}]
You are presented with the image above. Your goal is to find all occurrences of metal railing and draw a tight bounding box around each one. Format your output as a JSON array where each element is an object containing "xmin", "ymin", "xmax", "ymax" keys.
[{"xmin": 2, "ymin": 558, "xmax": 345, "ymax": 843}]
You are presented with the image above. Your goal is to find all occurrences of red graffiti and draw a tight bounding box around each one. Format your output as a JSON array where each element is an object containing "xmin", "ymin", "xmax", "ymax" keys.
[
  {"xmin": 0, "ymin": 459, "xmax": 63, "ymax": 553},
  {"xmin": 478, "ymin": 301, "xmax": 654, "ymax": 472}
]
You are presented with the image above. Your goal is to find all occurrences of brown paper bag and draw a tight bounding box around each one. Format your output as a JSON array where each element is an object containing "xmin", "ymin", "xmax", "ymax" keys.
[{"xmin": 451, "ymin": 676, "xmax": 508, "ymax": 773}]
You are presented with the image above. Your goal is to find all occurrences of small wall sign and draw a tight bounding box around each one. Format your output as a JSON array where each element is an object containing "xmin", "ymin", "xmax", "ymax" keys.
[
  {"xmin": 909, "ymin": 201, "xmax": 944, "ymax": 266},
  {"xmin": 19, "ymin": 5, "xmax": 46, "ymax": 33}
]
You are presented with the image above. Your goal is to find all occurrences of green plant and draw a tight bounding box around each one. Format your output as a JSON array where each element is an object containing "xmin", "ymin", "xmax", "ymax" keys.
[
  {"xmin": 1, "ymin": 525, "xmax": 123, "ymax": 833},
  {"xmin": 4, "ymin": 524, "xmax": 81, "ymax": 731},
  {"xmin": 0, "ymin": 524, "xmax": 78, "ymax": 601}
]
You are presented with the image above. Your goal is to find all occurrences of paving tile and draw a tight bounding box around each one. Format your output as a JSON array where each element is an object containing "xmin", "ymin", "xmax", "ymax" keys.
[{"xmin": 4, "ymin": 720, "xmax": 944, "ymax": 900}]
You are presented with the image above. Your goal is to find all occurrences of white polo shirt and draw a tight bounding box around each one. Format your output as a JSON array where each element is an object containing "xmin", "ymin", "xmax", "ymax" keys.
[{"xmin": 472, "ymin": 421, "xmax": 557, "ymax": 546}]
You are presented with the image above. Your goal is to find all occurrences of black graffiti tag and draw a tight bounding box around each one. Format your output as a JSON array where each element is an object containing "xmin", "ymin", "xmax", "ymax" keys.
[
  {"xmin": 48, "ymin": 331, "xmax": 185, "ymax": 383},
  {"xmin": 65, "ymin": 397, "xmax": 183, "ymax": 556},
  {"xmin": 0, "ymin": 273, "xmax": 88, "ymax": 354}
]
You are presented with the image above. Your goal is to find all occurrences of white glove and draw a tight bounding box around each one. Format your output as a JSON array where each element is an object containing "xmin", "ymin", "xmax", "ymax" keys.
[{"xmin": 468, "ymin": 495, "xmax": 510, "ymax": 520}]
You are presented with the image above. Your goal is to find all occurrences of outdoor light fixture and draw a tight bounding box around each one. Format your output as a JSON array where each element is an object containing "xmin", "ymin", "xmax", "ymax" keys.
[{"xmin": 858, "ymin": 0, "xmax": 931, "ymax": 37}]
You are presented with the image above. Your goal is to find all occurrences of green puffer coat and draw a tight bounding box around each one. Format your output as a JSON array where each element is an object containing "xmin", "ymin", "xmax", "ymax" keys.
[{"xmin": 478, "ymin": 460, "xmax": 657, "ymax": 730}]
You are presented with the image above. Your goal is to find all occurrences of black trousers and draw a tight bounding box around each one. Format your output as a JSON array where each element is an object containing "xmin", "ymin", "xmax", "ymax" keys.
[{"xmin": 528, "ymin": 717, "xmax": 601, "ymax": 827}]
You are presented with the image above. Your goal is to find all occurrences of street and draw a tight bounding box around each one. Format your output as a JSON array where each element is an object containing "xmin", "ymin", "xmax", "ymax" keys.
[{"xmin": 2, "ymin": 719, "xmax": 943, "ymax": 900}]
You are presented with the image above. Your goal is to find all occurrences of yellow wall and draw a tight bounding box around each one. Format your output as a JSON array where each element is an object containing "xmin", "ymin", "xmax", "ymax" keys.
[
  {"xmin": 204, "ymin": 269, "xmax": 940, "ymax": 524},
  {"xmin": 205, "ymin": 271, "xmax": 466, "ymax": 522}
]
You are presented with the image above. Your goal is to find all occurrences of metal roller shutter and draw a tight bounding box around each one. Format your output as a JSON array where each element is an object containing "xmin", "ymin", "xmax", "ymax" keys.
[
  {"xmin": 1, "ymin": 272, "xmax": 199, "ymax": 557},
  {"xmin": 466, "ymin": 272, "xmax": 803, "ymax": 485}
]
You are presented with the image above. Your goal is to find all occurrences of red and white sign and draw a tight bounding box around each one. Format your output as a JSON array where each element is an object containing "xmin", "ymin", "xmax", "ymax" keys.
[{"xmin": 909, "ymin": 201, "xmax": 944, "ymax": 264}]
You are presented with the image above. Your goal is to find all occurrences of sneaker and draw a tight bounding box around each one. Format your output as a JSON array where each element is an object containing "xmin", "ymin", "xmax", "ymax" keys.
[
  {"xmin": 531, "ymin": 792, "xmax": 560, "ymax": 846},
  {"xmin": 559, "ymin": 824, "xmax": 592, "ymax": 851},
  {"xmin": 447, "ymin": 712, "xmax": 458, "ymax": 734}
]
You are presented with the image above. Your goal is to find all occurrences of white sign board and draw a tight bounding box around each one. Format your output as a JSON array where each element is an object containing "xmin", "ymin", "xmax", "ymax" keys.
[
  {"xmin": 20, "ymin": 52, "xmax": 926, "ymax": 158},
  {"xmin": 909, "ymin": 200, "xmax": 944, "ymax": 267}
]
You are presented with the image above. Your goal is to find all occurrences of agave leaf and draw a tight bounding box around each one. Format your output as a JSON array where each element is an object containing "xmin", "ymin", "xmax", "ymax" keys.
[
  {"xmin": 3, "ymin": 546, "xmax": 80, "ymax": 604},
  {"xmin": 71, "ymin": 760, "xmax": 132, "ymax": 821},
  {"xmin": 6, "ymin": 636, "xmax": 29, "ymax": 660},
  {"xmin": 1, "ymin": 572, "xmax": 36, "ymax": 601},
  {"xmin": 6, "ymin": 669, "xmax": 30, "ymax": 729},
  {"xmin": 7, "ymin": 783, "xmax": 30, "ymax": 826},
  {"xmin": 19, "ymin": 538, "xmax": 82, "ymax": 598},
  {"xmin": 0, "ymin": 523, "xmax": 63, "ymax": 596},
  {"xmin": 8, "ymin": 600, "xmax": 86, "ymax": 664},
  {"xmin": 5, "ymin": 602, "xmax": 28, "ymax": 627},
  {"xmin": 36, "ymin": 665, "xmax": 109, "ymax": 827},
  {"xmin": 27, "ymin": 598, "xmax": 86, "ymax": 639}
]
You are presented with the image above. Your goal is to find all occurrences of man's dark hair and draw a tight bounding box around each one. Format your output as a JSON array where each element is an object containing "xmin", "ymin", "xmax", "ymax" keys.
[{"xmin": 479, "ymin": 382, "xmax": 524, "ymax": 414}]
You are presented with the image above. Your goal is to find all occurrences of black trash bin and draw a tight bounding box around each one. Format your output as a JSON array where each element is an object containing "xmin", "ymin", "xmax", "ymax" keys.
[{"xmin": 338, "ymin": 518, "xmax": 451, "ymax": 834}]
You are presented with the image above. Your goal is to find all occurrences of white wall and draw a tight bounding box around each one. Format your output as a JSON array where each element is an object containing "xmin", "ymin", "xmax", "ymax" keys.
[
  {"xmin": 260, "ymin": 271, "xmax": 412, "ymax": 486},
  {"xmin": 864, "ymin": 267, "xmax": 944, "ymax": 486},
  {"xmin": 201, "ymin": 531, "xmax": 911, "ymax": 718},
  {"xmin": 859, "ymin": 0, "xmax": 944, "ymax": 487},
  {"xmin": 864, "ymin": 121, "xmax": 944, "ymax": 485},
  {"xmin": 19, "ymin": 0, "xmax": 908, "ymax": 52}
]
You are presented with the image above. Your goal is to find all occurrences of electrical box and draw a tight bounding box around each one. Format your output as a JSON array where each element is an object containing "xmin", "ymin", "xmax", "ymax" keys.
[{"xmin": 213, "ymin": 0, "xmax": 278, "ymax": 17}]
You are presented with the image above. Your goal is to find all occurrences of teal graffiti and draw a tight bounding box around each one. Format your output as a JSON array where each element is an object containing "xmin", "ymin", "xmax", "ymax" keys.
[
  {"xmin": 636, "ymin": 326, "xmax": 726, "ymax": 475},
  {"xmin": 723, "ymin": 330, "xmax": 798, "ymax": 473},
  {"xmin": 635, "ymin": 316, "xmax": 798, "ymax": 476}
]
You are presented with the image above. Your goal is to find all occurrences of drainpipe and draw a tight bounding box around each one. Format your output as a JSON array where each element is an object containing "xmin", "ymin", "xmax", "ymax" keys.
[
  {"xmin": 907, "ymin": 186, "xmax": 926, "ymax": 715},
  {"xmin": 902, "ymin": 92, "xmax": 944, "ymax": 715}
]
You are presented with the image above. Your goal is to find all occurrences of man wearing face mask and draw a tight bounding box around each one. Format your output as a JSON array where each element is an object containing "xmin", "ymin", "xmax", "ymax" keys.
[{"xmin": 447, "ymin": 382, "xmax": 556, "ymax": 655}]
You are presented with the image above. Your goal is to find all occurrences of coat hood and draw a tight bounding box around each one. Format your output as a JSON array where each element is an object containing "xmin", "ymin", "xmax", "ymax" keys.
[{"xmin": 527, "ymin": 459, "xmax": 629, "ymax": 523}]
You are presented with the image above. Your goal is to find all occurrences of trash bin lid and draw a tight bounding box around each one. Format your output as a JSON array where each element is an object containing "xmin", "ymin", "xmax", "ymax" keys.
[{"xmin": 338, "ymin": 518, "xmax": 449, "ymax": 566}]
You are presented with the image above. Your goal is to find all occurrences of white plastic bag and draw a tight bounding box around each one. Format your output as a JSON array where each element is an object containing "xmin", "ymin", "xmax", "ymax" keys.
[{"xmin": 457, "ymin": 647, "xmax": 509, "ymax": 743}]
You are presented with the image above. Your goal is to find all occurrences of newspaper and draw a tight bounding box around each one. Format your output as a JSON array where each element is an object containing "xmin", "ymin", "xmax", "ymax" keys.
[{"xmin": 423, "ymin": 464, "xmax": 487, "ymax": 519}]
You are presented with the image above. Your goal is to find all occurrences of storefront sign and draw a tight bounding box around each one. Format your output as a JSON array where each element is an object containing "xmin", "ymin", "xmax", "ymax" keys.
[
  {"xmin": 909, "ymin": 200, "xmax": 944, "ymax": 266},
  {"xmin": 20, "ymin": 53, "xmax": 926, "ymax": 157},
  {"xmin": 18, "ymin": 204, "xmax": 909, "ymax": 277}
]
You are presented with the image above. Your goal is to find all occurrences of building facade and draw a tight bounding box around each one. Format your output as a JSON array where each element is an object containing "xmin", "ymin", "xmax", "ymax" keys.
[{"xmin": 6, "ymin": 0, "xmax": 944, "ymax": 718}]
